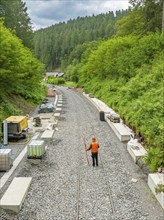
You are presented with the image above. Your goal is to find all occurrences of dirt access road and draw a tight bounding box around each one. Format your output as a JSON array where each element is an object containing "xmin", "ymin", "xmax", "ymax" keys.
[{"xmin": 0, "ymin": 86, "xmax": 163, "ymax": 220}]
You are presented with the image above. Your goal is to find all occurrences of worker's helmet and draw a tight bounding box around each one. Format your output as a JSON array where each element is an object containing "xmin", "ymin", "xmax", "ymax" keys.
[{"xmin": 92, "ymin": 136, "xmax": 96, "ymax": 141}]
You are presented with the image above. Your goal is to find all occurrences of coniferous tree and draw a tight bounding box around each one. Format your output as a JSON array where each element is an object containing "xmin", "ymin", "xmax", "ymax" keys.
[
  {"xmin": 0, "ymin": 0, "xmax": 33, "ymax": 48},
  {"xmin": 33, "ymin": 10, "xmax": 128, "ymax": 69},
  {"xmin": 128, "ymin": 0, "xmax": 163, "ymax": 33}
]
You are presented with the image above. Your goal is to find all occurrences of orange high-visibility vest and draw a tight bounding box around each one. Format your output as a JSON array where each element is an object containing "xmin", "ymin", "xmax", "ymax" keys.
[{"xmin": 90, "ymin": 142, "xmax": 99, "ymax": 153}]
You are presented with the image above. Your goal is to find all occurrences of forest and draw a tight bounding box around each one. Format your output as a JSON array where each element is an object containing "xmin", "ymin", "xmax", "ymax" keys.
[
  {"xmin": 33, "ymin": 9, "xmax": 128, "ymax": 69},
  {"xmin": 0, "ymin": 0, "xmax": 164, "ymax": 171},
  {"xmin": 0, "ymin": 0, "xmax": 46, "ymax": 124}
]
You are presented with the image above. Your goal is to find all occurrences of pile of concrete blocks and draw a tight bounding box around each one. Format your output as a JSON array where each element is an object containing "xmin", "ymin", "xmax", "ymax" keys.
[
  {"xmin": 107, "ymin": 112, "xmax": 120, "ymax": 123},
  {"xmin": 27, "ymin": 140, "xmax": 46, "ymax": 159},
  {"xmin": 0, "ymin": 149, "xmax": 13, "ymax": 171},
  {"xmin": 28, "ymin": 112, "xmax": 57, "ymax": 134}
]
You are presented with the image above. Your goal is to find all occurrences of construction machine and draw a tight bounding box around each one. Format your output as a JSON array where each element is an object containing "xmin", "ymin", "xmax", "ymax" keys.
[{"xmin": 2, "ymin": 116, "xmax": 28, "ymax": 141}]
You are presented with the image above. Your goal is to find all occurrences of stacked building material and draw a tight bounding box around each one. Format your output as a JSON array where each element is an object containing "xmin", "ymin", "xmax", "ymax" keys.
[
  {"xmin": 0, "ymin": 149, "xmax": 13, "ymax": 171},
  {"xmin": 108, "ymin": 113, "xmax": 120, "ymax": 123},
  {"xmin": 47, "ymin": 89, "xmax": 55, "ymax": 97},
  {"xmin": 27, "ymin": 140, "xmax": 46, "ymax": 159},
  {"xmin": 35, "ymin": 117, "xmax": 41, "ymax": 127}
]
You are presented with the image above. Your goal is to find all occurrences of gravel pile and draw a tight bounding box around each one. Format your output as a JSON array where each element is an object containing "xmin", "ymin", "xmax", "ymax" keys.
[{"xmin": 0, "ymin": 86, "xmax": 163, "ymax": 220}]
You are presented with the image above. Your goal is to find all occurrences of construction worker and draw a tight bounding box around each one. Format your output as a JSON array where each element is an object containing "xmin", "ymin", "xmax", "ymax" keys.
[{"xmin": 86, "ymin": 136, "xmax": 99, "ymax": 167}]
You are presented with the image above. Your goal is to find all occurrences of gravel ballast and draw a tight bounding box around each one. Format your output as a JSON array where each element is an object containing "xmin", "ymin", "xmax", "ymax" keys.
[{"xmin": 0, "ymin": 86, "xmax": 163, "ymax": 220}]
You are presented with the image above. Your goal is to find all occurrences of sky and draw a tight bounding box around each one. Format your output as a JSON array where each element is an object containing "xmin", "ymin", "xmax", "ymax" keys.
[{"xmin": 23, "ymin": 0, "xmax": 130, "ymax": 30}]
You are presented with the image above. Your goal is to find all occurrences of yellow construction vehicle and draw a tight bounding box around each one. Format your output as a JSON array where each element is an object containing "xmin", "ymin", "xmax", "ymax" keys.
[{"xmin": 2, "ymin": 116, "xmax": 28, "ymax": 141}]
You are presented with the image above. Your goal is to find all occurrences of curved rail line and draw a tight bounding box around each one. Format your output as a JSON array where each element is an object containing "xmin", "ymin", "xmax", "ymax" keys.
[
  {"xmin": 82, "ymin": 94, "xmax": 130, "ymax": 217},
  {"xmin": 59, "ymin": 88, "xmax": 117, "ymax": 219}
]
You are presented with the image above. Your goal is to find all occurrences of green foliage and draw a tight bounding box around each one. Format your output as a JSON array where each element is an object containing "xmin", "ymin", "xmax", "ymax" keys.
[
  {"xmin": 116, "ymin": 0, "xmax": 163, "ymax": 36},
  {"xmin": 70, "ymin": 32, "xmax": 164, "ymax": 170},
  {"xmin": 0, "ymin": 99, "xmax": 22, "ymax": 117},
  {"xmin": 17, "ymin": 0, "xmax": 163, "ymax": 171},
  {"xmin": 144, "ymin": 147, "xmax": 164, "ymax": 172},
  {"xmin": 0, "ymin": 0, "xmax": 33, "ymax": 48},
  {"xmin": 0, "ymin": 21, "xmax": 46, "ymax": 126},
  {"xmin": 47, "ymin": 76, "xmax": 65, "ymax": 85},
  {"xmin": 0, "ymin": 21, "xmax": 45, "ymax": 101},
  {"xmin": 33, "ymin": 10, "xmax": 129, "ymax": 69},
  {"xmin": 155, "ymin": 184, "xmax": 164, "ymax": 194},
  {"xmin": 64, "ymin": 81, "xmax": 77, "ymax": 88},
  {"xmin": 116, "ymin": 7, "xmax": 145, "ymax": 36},
  {"xmin": 64, "ymin": 41, "xmax": 100, "ymax": 82},
  {"xmin": 65, "ymin": 64, "xmax": 80, "ymax": 83}
]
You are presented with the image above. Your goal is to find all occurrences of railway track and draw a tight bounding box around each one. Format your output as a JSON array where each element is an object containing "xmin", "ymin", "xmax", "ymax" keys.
[
  {"xmin": 80, "ymin": 93, "xmax": 146, "ymax": 219},
  {"xmin": 1, "ymin": 87, "xmax": 162, "ymax": 220},
  {"xmin": 89, "ymin": 124, "xmax": 116, "ymax": 218},
  {"xmin": 65, "ymin": 89, "xmax": 81, "ymax": 220},
  {"xmin": 70, "ymin": 90, "xmax": 117, "ymax": 219}
]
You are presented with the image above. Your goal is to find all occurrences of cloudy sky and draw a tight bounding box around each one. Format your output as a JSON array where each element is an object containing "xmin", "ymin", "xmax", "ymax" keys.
[{"xmin": 23, "ymin": 0, "xmax": 130, "ymax": 30}]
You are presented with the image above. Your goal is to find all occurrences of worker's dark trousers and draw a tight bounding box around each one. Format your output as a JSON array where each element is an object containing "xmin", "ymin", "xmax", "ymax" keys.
[{"xmin": 92, "ymin": 152, "xmax": 98, "ymax": 166}]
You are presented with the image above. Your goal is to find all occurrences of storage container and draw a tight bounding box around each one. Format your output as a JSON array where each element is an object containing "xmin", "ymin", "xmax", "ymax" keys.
[
  {"xmin": 27, "ymin": 140, "xmax": 45, "ymax": 158},
  {"xmin": 99, "ymin": 111, "xmax": 105, "ymax": 121},
  {"xmin": 0, "ymin": 149, "xmax": 13, "ymax": 171}
]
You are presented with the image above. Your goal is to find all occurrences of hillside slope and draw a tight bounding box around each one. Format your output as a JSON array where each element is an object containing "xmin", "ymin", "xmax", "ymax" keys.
[{"xmin": 66, "ymin": 33, "xmax": 164, "ymax": 171}]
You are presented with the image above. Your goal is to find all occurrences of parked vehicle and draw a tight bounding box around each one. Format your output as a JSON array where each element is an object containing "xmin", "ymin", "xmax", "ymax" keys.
[
  {"xmin": 42, "ymin": 98, "xmax": 49, "ymax": 104},
  {"xmin": 2, "ymin": 116, "xmax": 28, "ymax": 141},
  {"xmin": 38, "ymin": 103, "xmax": 55, "ymax": 113}
]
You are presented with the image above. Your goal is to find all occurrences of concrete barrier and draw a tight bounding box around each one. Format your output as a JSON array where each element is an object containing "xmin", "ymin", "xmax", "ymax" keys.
[
  {"xmin": 56, "ymin": 108, "xmax": 62, "ymax": 112},
  {"xmin": 106, "ymin": 117, "xmax": 131, "ymax": 141},
  {"xmin": 148, "ymin": 173, "xmax": 164, "ymax": 209},
  {"xmin": 127, "ymin": 140, "xmax": 147, "ymax": 163},
  {"xmin": 83, "ymin": 94, "xmax": 131, "ymax": 141},
  {"xmin": 83, "ymin": 93, "xmax": 100, "ymax": 111},
  {"xmin": 58, "ymin": 95, "xmax": 62, "ymax": 100},
  {"xmin": 113, "ymin": 123, "xmax": 131, "ymax": 141},
  {"xmin": 31, "ymin": 132, "xmax": 40, "ymax": 140},
  {"xmin": 0, "ymin": 177, "xmax": 32, "ymax": 213},
  {"xmin": 54, "ymin": 113, "xmax": 60, "ymax": 117},
  {"xmin": 83, "ymin": 93, "xmax": 113, "ymax": 113},
  {"xmin": 92, "ymin": 98, "xmax": 113, "ymax": 113},
  {"xmin": 41, "ymin": 130, "xmax": 54, "ymax": 139},
  {"xmin": 0, "ymin": 147, "xmax": 27, "ymax": 190}
]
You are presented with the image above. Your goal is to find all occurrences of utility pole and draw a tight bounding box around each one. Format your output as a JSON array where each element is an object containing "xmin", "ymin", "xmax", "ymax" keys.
[{"xmin": 162, "ymin": 0, "xmax": 164, "ymax": 34}]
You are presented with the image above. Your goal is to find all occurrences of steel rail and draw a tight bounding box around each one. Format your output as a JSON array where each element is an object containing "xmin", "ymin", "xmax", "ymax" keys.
[{"xmin": 66, "ymin": 89, "xmax": 117, "ymax": 219}]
